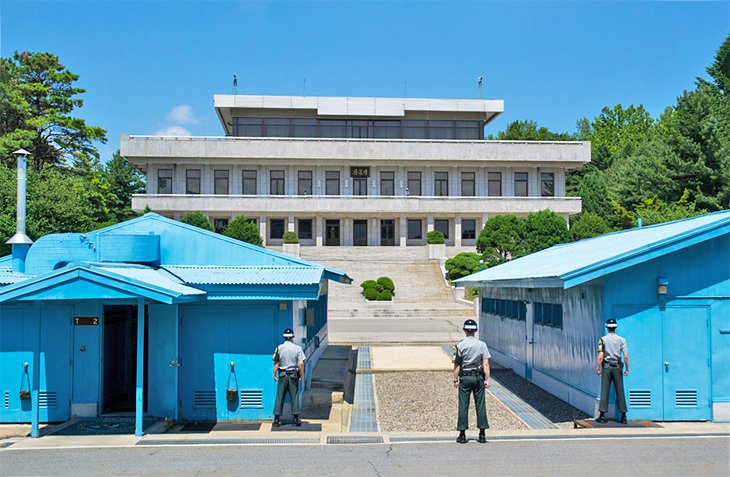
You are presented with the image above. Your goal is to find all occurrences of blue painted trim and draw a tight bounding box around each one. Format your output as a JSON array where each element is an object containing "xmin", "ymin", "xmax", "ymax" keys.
[
  {"xmin": 31, "ymin": 301, "xmax": 40, "ymax": 438},
  {"xmin": 563, "ymin": 222, "xmax": 729, "ymax": 288},
  {"xmin": 135, "ymin": 298, "xmax": 145, "ymax": 436}
]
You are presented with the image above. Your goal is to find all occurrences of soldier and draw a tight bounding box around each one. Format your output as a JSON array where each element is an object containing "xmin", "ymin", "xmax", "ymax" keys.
[
  {"xmin": 596, "ymin": 318, "xmax": 629, "ymax": 423},
  {"xmin": 272, "ymin": 328, "xmax": 306, "ymax": 427},
  {"xmin": 453, "ymin": 319, "xmax": 491, "ymax": 443}
]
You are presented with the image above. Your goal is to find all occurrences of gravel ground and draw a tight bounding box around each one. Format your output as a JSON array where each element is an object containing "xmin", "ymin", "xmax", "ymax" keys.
[
  {"xmin": 374, "ymin": 371, "xmax": 529, "ymax": 432},
  {"xmin": 490, "ymin": 368, "xmax": 589, "ymax": 429}
]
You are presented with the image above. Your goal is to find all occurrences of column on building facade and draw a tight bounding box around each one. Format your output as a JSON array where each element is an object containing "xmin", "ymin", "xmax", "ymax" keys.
[
  {"xmin": 504, "ymin": 167, "xmax": 513, "ymax": 197},
  {"xmin": 530, "ymin": 167, "xmax": 539, "ymax": 197},
  {"xmin": 371, "ymin": 218, "xmax": 378, "ymax": 246},
  {"xmin": 399, "ymin": 213, "xmax": 407, "ymax": 247},
  {"xmin": 424, "ymin": 166, "xmax": 432, "ymax": 196},
  {"xmin": 451, "ymin": 166, "xmax": 459, "ymax": 197},
  {"xmin": 231, "ymin": 163, "xmax": 241, "ymax": 195},
  {"xmin": 427, "ymin": 213, "xmax": 434, "ymax": 233},
  {"xmin": 455, "ymin": 216, "xmax": 462, "ymax": 247},
  {"xmin": 370, "ymin": 165, "xmax": 377, "ymax": 196},
  {"xmin": 482, "ymin": 213, "xmax": 489, "ymax": 229},
  {"xmin": 397, "ymin": 165, "xmax": 405, "ymax": 196},
  {"xmin": 556, "ymin": 169, "xmax": 566, "ymax": 197},
  {"xmin": 203, "ymin": 164, "xmax": 213, "ymax": 194},
  {"xmin": 174, "ymin": 165, "xmax": 183, "ymax": 194},
  {"xmin": 259, "ymin": 214, "xmax": 267, "ymax": 246},
  {"xmin": 287, "ymin": 214, "xmax": 295, "ymax": 232},
  {"xmin": 315, "ymin": 216, "xmax": 323, "ymax": 247},
  {"xmin": 343, "ymin": 218, "xmax": 352, "ymax": 246}
]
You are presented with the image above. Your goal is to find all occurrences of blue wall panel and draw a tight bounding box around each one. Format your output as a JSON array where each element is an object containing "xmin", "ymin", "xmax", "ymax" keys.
[
  {"xmin": 72, "ymin": 301, "xmax": 101, "ymax": 408},
  {"xmin": 147, "ymin": 304, "xmax": 179, "ymax": 419}
]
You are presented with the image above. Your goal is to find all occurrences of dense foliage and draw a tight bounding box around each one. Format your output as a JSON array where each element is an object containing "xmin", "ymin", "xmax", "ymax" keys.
[
  {"xmin": 223, "ymin": 215, "xmax": 264, "ymax": 246},
  {"xmin": 445, "ymin": 252, "xmax": 482, "ymax": 280},
  {"xmin": 426, "ymin": 230, "xmax": 445, "ymax": 244},
  {"xmin": 180, "ymin": 211, "xmax": 213, "ymax": 231},
  {"xmin": 361, "ymin": 276, "xmax": 395, "ymax": 301}
]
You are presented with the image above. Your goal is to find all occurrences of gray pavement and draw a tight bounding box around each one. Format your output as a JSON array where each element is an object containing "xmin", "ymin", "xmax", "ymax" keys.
[{"xmin": 1, "ymin": 436, "xmax": 728, "ymax": 476}]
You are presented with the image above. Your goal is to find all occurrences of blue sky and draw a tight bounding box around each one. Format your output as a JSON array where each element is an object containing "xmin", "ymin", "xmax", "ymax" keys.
[{"xmin": 1, "ymin": 1, "xmax": 728, "ymax": 161}]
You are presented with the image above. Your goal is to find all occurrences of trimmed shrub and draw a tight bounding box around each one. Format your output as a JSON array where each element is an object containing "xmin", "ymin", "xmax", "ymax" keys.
[
  {"xmin": 364, "ymin": 288, "xmax": 379, "ymax": 300},
  {"xmin": 376, "ymin": 290, "xmax": 393, "ymax": 301},
  {"xmin": 426, "ymin": 230, "xmax": 445, "ymax": 244},
  {"xmin": 180, "ymin": 211, "xmax": 213, "ymax": 231},
  {"xmin": 445, "ymin": 252, "xmax": 482, "ymax": 281},
  {"xmin": 283, "ymin": 231, "xmax": 299, "ymax": 244},
  {"xmin": 360, "ymin": 280, "xmax": 377, "ymax": 291},
  {"xmin": 376, "ymin": 276, "xmax": 395, "ymax": 293},
  {"xmin": 223, "ymin": 215, "xmax": 263, "ymax": 246},
  {"xmin": 374, "ymin": 284, "xmax": 384, "ymax": 293}
]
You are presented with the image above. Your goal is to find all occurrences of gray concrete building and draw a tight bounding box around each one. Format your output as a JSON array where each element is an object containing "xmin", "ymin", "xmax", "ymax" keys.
[{"xmin": 121, "ymin": 95, "xmax": 590, "ymax": 247}]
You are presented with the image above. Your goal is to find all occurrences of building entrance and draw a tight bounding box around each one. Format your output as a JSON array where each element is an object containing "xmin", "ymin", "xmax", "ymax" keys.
[
  {"xmin": 325, "ymin": 220, "xmax": 340, "ymax": 246},
  {"xmin": 353, "ymin": 220, "xmax": 368, "ymax": 246},
  {"xmin": 103, "ymin": 305, "xmax": 148, "ymax": 413},
  {"xmin": 381, "ymin": 220, "xmax": 395, "ymax": 246}
]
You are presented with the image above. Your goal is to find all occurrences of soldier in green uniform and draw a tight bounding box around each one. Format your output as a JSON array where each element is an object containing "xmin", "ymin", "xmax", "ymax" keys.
[
  {"xmin": 453, "ymin": 319, "xmax": 491, "ymax": 443},
  {"xmin": 272, "ymin": 328, "xmax": 306, "ymax": 427},
  {"xmin": 596, "ymin": 318, "xmax": 629, "ymax": 423}
]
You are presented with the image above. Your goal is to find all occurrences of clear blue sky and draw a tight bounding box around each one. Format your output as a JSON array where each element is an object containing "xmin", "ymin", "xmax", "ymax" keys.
[{"xmin": 1, "ymin": 1, "xmax": 728, "ymax": 161}]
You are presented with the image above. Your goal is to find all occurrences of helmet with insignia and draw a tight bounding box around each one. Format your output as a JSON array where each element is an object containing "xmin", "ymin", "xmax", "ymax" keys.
[
  {"xmin": 605, "ymin": 318, "xmax": 618, "ymax": 329},
  {"xmin": 282, "ymin": 328, "xmax": 295, "ymax": 338},
  {"xmin": 463, "ymin": 319, "xmax": 478, "ymax": 331}
]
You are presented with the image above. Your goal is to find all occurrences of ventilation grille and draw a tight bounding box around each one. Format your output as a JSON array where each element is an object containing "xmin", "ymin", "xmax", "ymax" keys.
[
  {"xmin": 38, "ymin": 391, "xmax": 57, "ymax": 408},
  {"xmin": 675, "ymin": 390, "xmax": 698, "ymax": 408},
  {"xmin": 193, "ymin": 390, "xmax": 216, "ymax": 408},
  {"xmin": 629, "ymin": 390, "xmax": 652, "ymax": 408},
  {"xmin": 240, "ymin": 390, "xmax": 263, "ymax": 409},
  {"xmin": 3, "ymin": 391, "xmax": 8, "ymax": 409}
]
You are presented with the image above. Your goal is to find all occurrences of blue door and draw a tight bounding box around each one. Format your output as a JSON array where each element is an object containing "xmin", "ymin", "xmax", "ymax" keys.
[
  {"xmin": 180, "ymin": 304, "xmax": 279, "ymax": 421},
  {"xmin": 40, "ymin": 304, "xmax": 72, "ymax": 422},
  {"xmin": 662, "ymin": 306, "xmax": 711, "ymax": 420}
]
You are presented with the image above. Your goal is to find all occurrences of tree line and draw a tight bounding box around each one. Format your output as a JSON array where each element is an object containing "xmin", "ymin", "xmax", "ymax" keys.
[{"xmin": 1, "ymin": 36, "xmax": 728, "ymax": 258}]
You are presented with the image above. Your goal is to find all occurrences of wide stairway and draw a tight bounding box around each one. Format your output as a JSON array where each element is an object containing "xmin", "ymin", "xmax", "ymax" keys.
[{"xmin": 300, "ymin": 246, "xmax": 476, "ymax": 344}]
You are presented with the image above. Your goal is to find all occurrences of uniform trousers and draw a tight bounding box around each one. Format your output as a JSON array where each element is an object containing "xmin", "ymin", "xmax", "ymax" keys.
[
  {"xmin": 274, "ymin": 372, "xmax": 300, "ymax": 416},
  {"xmin": 457, "ymin": 373, "xmax": 489, "ymax": 431},
  {"xmin": 599, "ymin": 364, "xmax": 627, "ymax": 413}
]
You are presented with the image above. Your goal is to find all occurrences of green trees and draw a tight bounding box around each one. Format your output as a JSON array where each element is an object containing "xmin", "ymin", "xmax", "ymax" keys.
[
  {"xmin": 180, "ymin": 212, "xmax": 213, "ymax": 231},
  {"xmin": 223, "ymin": 215, "xmax": 264, "ymax": 246},
  {"xmin": 570, "ymin": 213, "xmax": 610, "ymax": 241},
  {"xmin": 445, "ymin": 252, "xmax": 482, "ymax": 280},
  {"xmin": 475, "ymin": 214, "xmax": 528, "ymax": 266},
  {"xmin": 524, "ymin": 210, "xmax": 570, "ymax": 252},
  {"xmin": 426, "ymin": 230, "xmax": 445, "ymax": 244}
]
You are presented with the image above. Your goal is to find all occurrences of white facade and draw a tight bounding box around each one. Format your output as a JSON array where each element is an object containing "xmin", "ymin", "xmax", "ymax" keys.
[{"xmin": 121, "ymin": 94, "xmax": 590, "ymax": 246}]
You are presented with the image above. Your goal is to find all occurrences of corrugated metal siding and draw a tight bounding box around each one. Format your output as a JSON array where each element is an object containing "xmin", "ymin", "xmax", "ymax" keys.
[
  {"xmin": 164, "ymin": 266, "xmax": 324, "ymax": 285},
  {"xmin": 0, "ymin": 269, "xmax": 33, "ymax": 285}
]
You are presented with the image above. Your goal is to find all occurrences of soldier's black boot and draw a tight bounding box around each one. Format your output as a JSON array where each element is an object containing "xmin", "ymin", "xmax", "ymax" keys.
[
  {"xmin": 478, "ymin": 429, "xmax": 486, "ymax": 443},
  {"xmin": 273, "ymin": 415, "xmax": 280, "ymax": 427},
  {"xmin": 596, "ymin": 412, "xmax": 608, "ymax": 423},
  {"xmin": 620, "ymin": 413, "xmax": 627, "ymax": 424},
  {"xmin": 456, "ymin": 431, "xmax": 466, "ymax": 444},
  {"xmin": 293, "ymin": 415, "xmax": 302, "ymax": 427}
]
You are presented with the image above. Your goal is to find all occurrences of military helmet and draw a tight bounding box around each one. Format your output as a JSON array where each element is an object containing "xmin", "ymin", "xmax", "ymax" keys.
[
  {"xmin": 605, "ymin": 318, "xmax": 618, "ymax": 329},
  {"xmin": 282, "ymin": 328, "xmax": 295, "ymax": 338},
  {"xmin": 463, "ymin": 319, "xmax": 478, "ymax": 331}
]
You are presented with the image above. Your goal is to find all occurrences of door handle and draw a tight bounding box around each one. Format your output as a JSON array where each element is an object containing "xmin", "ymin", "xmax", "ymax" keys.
[
  {"xmin": 664, "ymin": 361, "xmax": 669, "ymax": 371},
  {"xmin": 169, "ymin": 358, "xmax": 180, "ymax": 368}
]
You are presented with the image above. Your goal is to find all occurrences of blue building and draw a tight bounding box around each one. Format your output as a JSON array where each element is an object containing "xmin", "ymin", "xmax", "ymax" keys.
[
  {"xmin": 0, "ymin": 213, "xmax": 350, "ymax": 436},
  {"xmin": 456, "ymin": 211, "xmax": 730, "ymax": 422}
]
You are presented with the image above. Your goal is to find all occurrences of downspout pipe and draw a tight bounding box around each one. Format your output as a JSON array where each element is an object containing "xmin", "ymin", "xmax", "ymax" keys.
[{"xmin": 7, "ymin": 149, "xmax": 34, "ymax": 273}]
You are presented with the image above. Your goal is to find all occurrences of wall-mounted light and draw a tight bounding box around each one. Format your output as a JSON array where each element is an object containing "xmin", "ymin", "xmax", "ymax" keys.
[{"xmin": 657, "ymin": 277, "xmax": 668, "ymax": 296}]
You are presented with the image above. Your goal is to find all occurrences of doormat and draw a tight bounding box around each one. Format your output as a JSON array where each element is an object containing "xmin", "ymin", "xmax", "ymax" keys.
[
  {"xmin": 176, "ymin": 421, "xmax": 262, "ymax": 433},
  {"xmin": 270, "ymin": 422, "xmax": 322, "ymax": 432},
  {"xmin": 574, "ymin": 419, "xmax": 663, "ymax": 429},
  {"xmin": 51, "ymin": 417, "xmax": 160, "ymax": 436}
]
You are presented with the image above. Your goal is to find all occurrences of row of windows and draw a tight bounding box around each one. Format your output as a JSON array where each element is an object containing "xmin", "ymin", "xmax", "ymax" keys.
[
  {"xmin": 481, "ymin": 298, "xmax": 563, "ymax": 330},
  {"xmin": 233, "ymin": 117, "xmax": 484, "ymax": 140},
  {"xmin": 157, "ymin": 169, "xmax": 556, "ymax": 198}
]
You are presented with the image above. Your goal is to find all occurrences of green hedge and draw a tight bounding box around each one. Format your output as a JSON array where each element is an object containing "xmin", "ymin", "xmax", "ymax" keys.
[
  {"xmin": 282, "ymin": 231, "xmax": 299, "ymax": 244},
  {"xmin": 361, "ymin": 280, "xmax": 377, "ymax": 290},
  {"xmin": 376, "ymin": 276, "xmax": 395, "ymax": 292},
  {"xmin": 364, "ymin": 288, "xmax": 379, "ymax": 300},
  {"xmin": 376, "ymin": 290, "xmax": 393, "ymax": 301},
  {"xmin": 426, "ymin": 230, "xmax": 445, "ymax": 244},
  {"xmin": 361, "ymin": 276, "xmax": 396, "ymax": 300}
]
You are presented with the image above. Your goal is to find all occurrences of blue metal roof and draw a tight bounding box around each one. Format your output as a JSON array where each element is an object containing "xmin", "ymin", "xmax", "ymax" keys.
[
  {"xmin": 163, "ymin": 265, "xmax": 325, "ymax": 286},
  {"xmin": 0, "ymin": 268, "xmax": 33, "ymax": 285},
  {"xmin": 456, "ymin": 210, "xmax": 730, "ymax": 289}
]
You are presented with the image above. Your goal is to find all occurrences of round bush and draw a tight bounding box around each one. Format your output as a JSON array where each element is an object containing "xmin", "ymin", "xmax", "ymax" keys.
[
  {"xmin": 364, "ymin": 288, "xmax": 379, "ymax": 301},
  {"xmin": 282, "ymin": 231, "xmax": 299, "ymax": 244},
  {"xmin": 374, "ymin": 284, "xmax": 384, "ymax": 293},
  {"xmin": 376, "ymin": 276, "xmax": 395, "ymax": 292},
  {"xmin": 426, "ymin": 230, "xmax": 445, "ymax": 244},
  {"xmin": 376, "ymin": 290, "xmax": 393, "ymax": 301},
  {"xmin": 361, "ymin": 280, "xmax": 377, "ymax": 290}
]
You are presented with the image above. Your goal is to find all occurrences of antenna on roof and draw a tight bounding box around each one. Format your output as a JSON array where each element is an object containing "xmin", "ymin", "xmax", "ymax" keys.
[
  {"xmin": 303, "ymin": 77, "xmax": 306, "ymax": 96},
  {"xmin": 233, "ymin": 74, "xmax": 238, "ymax": 96},
  {"xmin": 478, "ymin": 76, "xmax": 483, "ymax": 99},
  {"xmin": 404, "ymin": 80, "xmax": 407, "ymax": 98}
]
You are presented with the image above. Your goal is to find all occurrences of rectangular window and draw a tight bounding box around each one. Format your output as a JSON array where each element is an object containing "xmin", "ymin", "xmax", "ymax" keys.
[
  {"xmin": 429, "ymin": 120, "xmax": 455, "ymax": 140},
  {"xmin": 551, "ymin": 304, "xmax": 563, "ymax": 329},
  {"xmin": 213, "ymin": 218, "xmax": 228, "ymax": 234},
  {"xmin": 380, "ymin": 171, "xmax": 394, "ymax": 196},
  {"xmin": 353, "ymin": 177, "xmax": 367, "ymax": 196},
  {"xmin": 434, "ymin": 172, "xmax": 449, "ymax": 196},
  {"xmin": 157, "ymin": 169, "xmax": 172, "ymax": 194},
  {"xmin": 319, "ymin": 119, "xmax": 347, "ymax": 138},
  {"xmin": 234, "ymin": 117, "xmax": 263, "ymax": 137},
  {"xmin": 270, "ymin": 170, "xmax": 285, "ymax": 195},
  {"xmin": 373, "ymin": 120, "xmax": 400, "ymax": 139},
  {"xmin": 186, "ymin": 169, "xmax": 201, "ymax": 195},
  {"xmin": 298, "ymin": 171, "xmax": 313, "ymax": 195},
  {"xmin": 269, "ymin": 219, "xmax": 285, "ymax": 239},
  {"xmin": 455, "ymin": 120, "xmax": 482, "ymax": 140},
  {"xmin": 514, "ymin": 172, "xmax": 528, "ymax": 197},
  {"xmin": 402, "ymin": 120, "xmax": 428, "ymax": 139},
  {"xmin": 242, "ymin": 170, "xmax": 257, "ymax": 195},
  {"xmin": 435, "ymin": 219, "xmax": 449, "ymax": 239},
  {"xmin": 325, "ymin": 171, "xmax": 340, "ymax": 195},
  {"xmin": 291, "ymin": 119, "xmax": 317, "ymax": 137},
  {"xmin": 541, "ymin": 172, "xmax": 555, "ymax": 197},
  {"xmin": 461, "ymin": 172, "xmax": 475, "ymax": 197},
  {"xmin": 462, "ymin": 219, "xmax": 476, "ymax": 240},
  {"xmin": 297, "ymin": 219, "xmax": 313, "ymax": 240},
  {"xmin": 407, "ymin": 172, "xmax": 421, "ymax": 196},
  {"xmin": 488, "ymin": 172, "xmax": 502, "ymax": 197},
  {"xmin": 263, "ymin": 118, "xmax": 290, "ymax": 137},
  {"xmin": 407, "ymin": 219, "xmax": 422, "ymax": 239},
  {"xmin": 214, "ymin": 170, "xmax": 229, "ymax": 195}
]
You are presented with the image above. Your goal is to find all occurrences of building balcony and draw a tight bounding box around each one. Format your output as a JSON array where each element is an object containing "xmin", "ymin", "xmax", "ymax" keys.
[
  {"xmin": 131, "ymin": 194, "xmax": 583, "ymax": 217},
  {"xmin": 121, "ymin": 135, "xmax": 591, "ymax": 169}
]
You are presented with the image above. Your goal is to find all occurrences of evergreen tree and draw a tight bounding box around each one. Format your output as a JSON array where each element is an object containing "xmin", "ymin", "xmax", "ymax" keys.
[
  {"xmin": 180, "ymin": 211, "xmax": 213, "ymax": 231},
  {"xmin": 223, "ymin": 215, "xmax": 263, "ymax": 246}
]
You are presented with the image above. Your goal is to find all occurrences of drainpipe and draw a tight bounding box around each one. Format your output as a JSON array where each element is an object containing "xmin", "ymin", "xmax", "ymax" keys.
[
  {"xmin": 7, "ymin": 149, "xmax": 34, "ymax": 273},
  {"xmin": 637, "ymin": 217, "xmax": 643, "ymax": 228}
]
